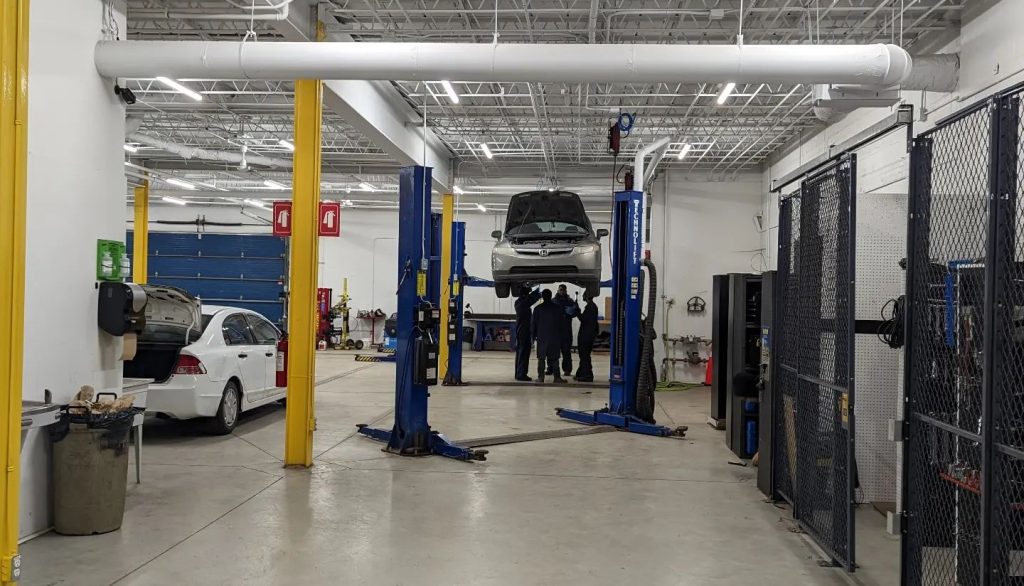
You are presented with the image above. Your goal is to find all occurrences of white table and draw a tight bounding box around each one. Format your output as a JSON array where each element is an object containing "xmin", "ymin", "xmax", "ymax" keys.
[{"xmin": 122, "ymin": 378, "xmax": 152, "ymax": 483}]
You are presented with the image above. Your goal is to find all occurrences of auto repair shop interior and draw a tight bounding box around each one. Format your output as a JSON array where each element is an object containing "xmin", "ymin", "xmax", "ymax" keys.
[{"xmin": 1, "ymin": 1, "xmax": 1020, "ymax": 585}]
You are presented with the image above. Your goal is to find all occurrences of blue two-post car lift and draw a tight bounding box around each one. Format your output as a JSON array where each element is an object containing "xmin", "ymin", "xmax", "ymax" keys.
[
  {"xmin": 555, "ymin": 190, "xmax": 686, "ymax": 438},
  {"xmin": 358, "ymin": 175, "xmax": 679, "ymax": 462},
  {"xmin": 355, "ymin": 166, "xmax": 486, "ymax": 461}
]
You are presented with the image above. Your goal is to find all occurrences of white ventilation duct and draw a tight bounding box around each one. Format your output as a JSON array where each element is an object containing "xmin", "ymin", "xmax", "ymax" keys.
[
  {"xmin": 901, "ymin": 53, "xmax": 959, "ymax": 92},
  {"xmin": 813, "ymin": 53, "xmax": 959, "ymax": 122},
  {"xmin": 129, "ymin": 133, "xmax": 290, "ymax": 168},
  {"xmin": 95, "ymin": 41, "xmax": 913, "ymax": 86}
]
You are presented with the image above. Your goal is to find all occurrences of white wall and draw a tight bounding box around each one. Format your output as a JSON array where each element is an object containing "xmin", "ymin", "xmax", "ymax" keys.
[
  {"xmin": 20, "ymin": 0, "xmax": 128, "ymax": 539},
  {"xmin": 648, "ymin": 171, "xmax": 765, "ymax": 381}
]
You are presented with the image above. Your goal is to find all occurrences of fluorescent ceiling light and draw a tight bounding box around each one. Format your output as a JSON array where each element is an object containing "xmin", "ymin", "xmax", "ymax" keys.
[
  {"xmin": 278, "ymin": 139, "xmax": 294, "ymax": 151},
  {"xmin": 263, "ymin": 179, "xmax": 287, "ymax": 190},
  {"xmin": 343, "ymin": 199, "xmax": 353, "ymax": 207},
  {"xmin": 479, "ymin": 143, "xmax": 493, "ymax": 159},
  {"xmin": 677, "ymin": 143, "xmax": 692, "ymax": 160},
  {"xmin": 440, "ymin": 80, "xmax": 460, "ymax": 104},
  {"xmin": 161, "ymin": 196, "xmax": 188, "ymax": 206},
  {"xmin": 243, "ymin": 198, "xmax": 268, "ymax": 209},
  {"xmin": 155, "ymin": 76, "xmax": 203, "ymax": 101},
  {"xmin": 165, "ymin": 178, "xmax": 196, "ymax": 190},
  {"xmin": 716, "ymin": 82, "xmax": 736, "ymax": 105},
  {"xmin": 359, "ymin": 182, "xmax": 375, "ymax": 192},
  {"xmin": 547, "ymin": 187, "xmax": 556, "ymax": 192},
  {"xmin": 476, "ymin": 203, "xmax": 487, "ymax": 212},
  {"xmin": 123, "ymin": 144, "xmax": 138, "ymax": 153},
  {"xmin": 453, "ymin": 185, "xmax": 464, "ymax": 195}
]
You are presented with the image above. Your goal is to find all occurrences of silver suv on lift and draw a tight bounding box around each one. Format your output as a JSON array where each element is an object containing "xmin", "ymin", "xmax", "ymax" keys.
[{"xmin": 490, "ymin": 190, "xmax": 607, "ymax": 298}]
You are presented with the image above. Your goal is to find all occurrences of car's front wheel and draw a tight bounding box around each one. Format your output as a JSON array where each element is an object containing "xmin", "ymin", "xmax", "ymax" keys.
[
  {"xmin": 206, "ymin": 380, "xmax": 241, "ymax": 435},
  {"xmin": 495, "ymin": 282, "xmax": 511, "ymax": 298}
]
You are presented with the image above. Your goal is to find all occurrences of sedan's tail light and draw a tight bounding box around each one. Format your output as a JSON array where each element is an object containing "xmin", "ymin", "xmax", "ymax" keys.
[{"xmin": 174, "ymin": 354, "xmax": 207, "ymax": 375}]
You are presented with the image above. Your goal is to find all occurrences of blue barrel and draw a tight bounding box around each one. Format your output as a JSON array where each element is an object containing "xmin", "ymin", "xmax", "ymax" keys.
[{"xmin": 745, "ymin": 420, "xmax": 758, "ymax": 456}]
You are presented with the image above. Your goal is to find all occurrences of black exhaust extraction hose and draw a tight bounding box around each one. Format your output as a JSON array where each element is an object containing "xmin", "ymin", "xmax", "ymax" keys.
[{"xmin": 635, "ymin": 257, "xmax": 658, "ymax": 423}]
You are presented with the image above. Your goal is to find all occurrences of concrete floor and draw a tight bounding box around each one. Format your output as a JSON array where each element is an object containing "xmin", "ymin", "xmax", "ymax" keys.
[{"xmin": 21, "ymin": 352, "xmax": 895, "ymax": 585}]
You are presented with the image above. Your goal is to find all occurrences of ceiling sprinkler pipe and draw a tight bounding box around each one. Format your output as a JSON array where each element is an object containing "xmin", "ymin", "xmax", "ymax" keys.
[
  {"xmin": 129, "ymin": 133, "xmax": 291, "ymax": 168},
  {"xmin": 95, "ymin": 42, "xmax": 913, "ymax": 87}
]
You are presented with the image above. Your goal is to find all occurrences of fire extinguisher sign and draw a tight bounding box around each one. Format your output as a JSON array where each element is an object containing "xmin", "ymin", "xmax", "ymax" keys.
[
  {"xmin": 272, "ymin": 201, "xmax": 341, "ymax": 237},
  {"xmin": 272, "ymin": 201, "xmax": 292, "ymax": 236},
  {"xmin": 319, "ymin": 201, "xmax": 341, "ymax": 237}
]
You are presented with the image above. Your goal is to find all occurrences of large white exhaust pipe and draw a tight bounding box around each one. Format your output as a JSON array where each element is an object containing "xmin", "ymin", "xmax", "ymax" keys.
[{"xmin": 95, "ymin": 41, "xmax": 912, "ymax": 86}]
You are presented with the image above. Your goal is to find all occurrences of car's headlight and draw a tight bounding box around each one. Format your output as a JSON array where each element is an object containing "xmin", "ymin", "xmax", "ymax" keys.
[{"xmin": 574, "ymin": 243, "xmax": 599, "ymax": 254}]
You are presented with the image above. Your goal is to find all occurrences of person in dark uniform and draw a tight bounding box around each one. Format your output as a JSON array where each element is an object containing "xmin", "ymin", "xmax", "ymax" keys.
[
  {"xmin": 513, "ymin": 285, "xmax": 542, "ymax": 381},
  {"xmin": 574, "ymin": 291, "xmax": 599, "ymax": 382},
  {"xmin": 532, "ymin": 289, "xmax": 565, "ymax": 383},
  {"xmin": 553, "ymin": 284, "xmax": 578, "ymax": 376}
]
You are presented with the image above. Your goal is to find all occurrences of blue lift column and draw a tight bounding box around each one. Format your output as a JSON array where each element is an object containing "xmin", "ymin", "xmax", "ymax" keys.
[
  {"xmin": 356, "ymin": 166, "xmax": 485, "ymax": 461},
  {"xmin": 555, "ymin": 190, "xmax": 683, "ymax": 437},
  {"xmin": 443, "ymin": 221, "xmax": 466, "ymax": 385}
]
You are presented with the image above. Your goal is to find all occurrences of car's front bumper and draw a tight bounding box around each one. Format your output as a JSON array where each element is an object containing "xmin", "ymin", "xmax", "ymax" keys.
[
  {"xmin": 145, "ymin": 375, "xmax": 223, "ymax": 419},
  {"xmin": 492, "ymin": 247, "xmax": 601, "ymax": 284}
]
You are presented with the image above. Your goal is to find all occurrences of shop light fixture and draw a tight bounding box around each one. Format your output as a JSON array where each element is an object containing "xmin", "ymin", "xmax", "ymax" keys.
[
  {"xmin": 677, "ymin": 143, "xmax": 692, "ymax": 159},
  {"xmin": 165, "ymin": 178, "xmax": 196, "ymax": 190},
  {"xmin": 155, "ymin": 76, "xmax": 203, "ymax": 101},
  {"xmin": 162, "ymin": 196, "xmax": 188, "ymax": 205},
  {"xmin": 476, "ymin": 203, "xmax": 487, "ymax": 212},
  {"xmin": 263, "ymin": 179, "xmax": 287, "ymax": 190},
  {"xmin": 453, "ymin": 185, "xmax": 464, "ymax": 195},
  {"xmin": 244, "ymin": 198, "xmax": 268, "ymax": 209},
  {"xmin": 123, "ymin": 144, "xmax": 138, "ymax": 153},
  {"xmin": 359, "ymin": 182, "xmax": 375, "ymax": 192},
  {"xmin": 716, "ymin": 82, "xmax": 736, "ymax": 105},
  {"xmin": 479, "ymin": 143, "xmax": 494, "ymax": 159},
  {"xmin": 440, "ymin": 80, "xmax": 460, "ymax": 104},
  {"xmin": 278, "ymin": 139, "xmax": 294, "ymax": 151}
]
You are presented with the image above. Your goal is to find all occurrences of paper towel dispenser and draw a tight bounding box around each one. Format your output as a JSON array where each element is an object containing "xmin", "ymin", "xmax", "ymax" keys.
[{"xmin": 98, "ymin": 282, "xmax": 148, "ymax": 336}]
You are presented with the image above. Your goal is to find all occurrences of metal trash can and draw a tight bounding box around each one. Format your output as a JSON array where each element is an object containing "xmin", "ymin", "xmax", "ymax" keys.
[{"xmin": 50, "ymin": 404, "xmax": 142, "ymax": 535}]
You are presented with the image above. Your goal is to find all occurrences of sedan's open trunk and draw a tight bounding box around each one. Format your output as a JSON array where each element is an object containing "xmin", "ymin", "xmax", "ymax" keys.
[{"xmin": 122, "ymin": 285, "xmax": 204, "ymax": 383}]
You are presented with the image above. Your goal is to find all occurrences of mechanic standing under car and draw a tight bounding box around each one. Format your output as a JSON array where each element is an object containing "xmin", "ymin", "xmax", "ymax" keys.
[
  {"xmin": 553, "ymin": 284, "xmax": 579, "ymax": 377},
  {"xmin": 532, "ymin": 289, "xmax": 566, "ymax": 384},
  {"xmin": 513, "ymin": 285, "xmax": 542, "ymax": 381},
  {"xmin": 574, "ymin": 291, "xmax": 598, "ymax": 382}
]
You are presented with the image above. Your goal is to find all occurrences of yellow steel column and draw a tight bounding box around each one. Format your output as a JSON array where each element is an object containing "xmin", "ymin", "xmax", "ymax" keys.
[
  {"xmin": 0, "ymin": 0, "xmax": 28, "ymax": 582},
  {"xmin": 439, "ymin": 193, "xmax": 455, "ymax": 381},
  {"xmin": 132, "ymin": 181, "xmax": 149, "ymax": 284},
  {"xmin": 284, "ymin": 79, "xmax": 323, "ymax": 467}
]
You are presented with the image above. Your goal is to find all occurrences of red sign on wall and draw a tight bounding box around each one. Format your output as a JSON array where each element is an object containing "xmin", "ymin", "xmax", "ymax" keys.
[
  {"xmin": 272, "ymin": 201, "xmax": 292, "ymax": 236},
  {"xmin": 271, "ymin": 201, "xmax": 341, "ymax": 237},
  {"xmin": 319, "ymin": 201, "xmax": 341, "ymax": 237}
]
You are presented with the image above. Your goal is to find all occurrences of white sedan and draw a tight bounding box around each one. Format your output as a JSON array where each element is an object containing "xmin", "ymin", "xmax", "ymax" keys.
[{"xmin": 125, "ymin": 290, "xmax": 285, "ymax": 434}]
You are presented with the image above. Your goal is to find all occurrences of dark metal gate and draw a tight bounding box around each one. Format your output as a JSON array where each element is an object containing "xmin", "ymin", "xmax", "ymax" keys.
[
  {"xmin": 902, "ymin": 85, "xmax": 1023, "ymax": 585},
  {"xmin": 774, "ymin": 193, "xmax": 800, "ymax": 506},
  {"xmin": 774, "ymin": 156, "xmax": 857, "ymax": 571}
]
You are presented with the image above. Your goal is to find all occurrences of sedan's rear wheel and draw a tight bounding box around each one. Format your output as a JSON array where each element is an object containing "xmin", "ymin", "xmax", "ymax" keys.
[{"xmin": 206, "ymin": 380, "xmax": 241, "ymax": 435}]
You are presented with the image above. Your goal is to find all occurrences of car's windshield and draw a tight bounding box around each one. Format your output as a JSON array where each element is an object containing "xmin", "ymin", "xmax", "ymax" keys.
[{"xmin": 505, "ymin": 191, "xmax": 592, "ymax": 236}]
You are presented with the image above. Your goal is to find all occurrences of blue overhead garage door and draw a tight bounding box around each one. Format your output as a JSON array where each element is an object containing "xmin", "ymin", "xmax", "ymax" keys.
[{"xmin": 126, "ymin": 231, "xmax": 288, "ymax": 327}]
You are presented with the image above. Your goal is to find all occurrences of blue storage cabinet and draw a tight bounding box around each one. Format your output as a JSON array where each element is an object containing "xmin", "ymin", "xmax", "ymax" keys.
[{"xmin": 126, "ymin": 231, "xmax": 288, "ymax": 327}]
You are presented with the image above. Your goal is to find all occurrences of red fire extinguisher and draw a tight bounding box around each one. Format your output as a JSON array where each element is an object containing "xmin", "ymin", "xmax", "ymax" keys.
[{"xmin": 276, "ymin": 337, "xmax": 288, "ymax": 388}]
